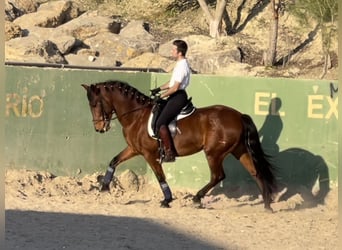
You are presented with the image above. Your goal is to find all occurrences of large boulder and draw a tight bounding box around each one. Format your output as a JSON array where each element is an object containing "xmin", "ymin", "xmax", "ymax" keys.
[
  {"xmin": 5, "ymin": 0, "xmax": 43, "ymax": 21},
  {"xmin": 5, "ymin": 37, "xmax": 67, "ymax": 64},
  {"xmin": 13, "ymin": 0, "xmax": 84, "ymax": 28},
  {"xmin": 122, "ymin": 52, "xmax": 174, "ymax": 72},
  {"xmin": 56, "ymin": 14, "xmax": 160, "ymax": 66}
]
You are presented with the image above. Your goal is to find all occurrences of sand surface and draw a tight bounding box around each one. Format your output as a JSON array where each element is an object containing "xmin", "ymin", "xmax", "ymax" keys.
[{"xmin": 5, "ymin": 169, "xmax": 338, "ymax": 250}]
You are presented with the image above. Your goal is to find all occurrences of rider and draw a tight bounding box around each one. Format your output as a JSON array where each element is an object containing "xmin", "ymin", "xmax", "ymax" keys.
[{"xmin": 151, "ymin": 40, "xmax": 191, "ymax": 162}]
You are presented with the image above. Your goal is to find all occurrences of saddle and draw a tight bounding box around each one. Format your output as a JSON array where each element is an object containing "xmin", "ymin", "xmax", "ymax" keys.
[{"xmin": 147, "ymin": 98, "xmax": 196, "ymax": 139}]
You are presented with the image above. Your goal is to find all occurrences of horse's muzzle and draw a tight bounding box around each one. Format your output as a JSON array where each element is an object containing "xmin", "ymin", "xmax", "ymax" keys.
[{"xmin": 95, "ymin": 122, "xmax": 110, "ymax": 133}]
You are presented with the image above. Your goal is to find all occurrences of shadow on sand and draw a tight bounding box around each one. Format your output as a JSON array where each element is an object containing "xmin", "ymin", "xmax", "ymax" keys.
[{"xmin": 6, "ymin": 210, "xmax": 225, "ymax": 250}]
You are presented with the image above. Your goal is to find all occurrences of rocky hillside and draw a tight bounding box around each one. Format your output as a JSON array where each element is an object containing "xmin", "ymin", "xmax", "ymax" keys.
[{"xmin": 5, "ymin": 0, "xmax": 338, "ymax": 80}]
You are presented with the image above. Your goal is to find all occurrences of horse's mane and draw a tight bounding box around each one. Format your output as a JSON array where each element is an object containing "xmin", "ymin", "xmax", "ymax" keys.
[{"xmin": 94, "ymin": 80, "xmax": 153, "ymax": 106}]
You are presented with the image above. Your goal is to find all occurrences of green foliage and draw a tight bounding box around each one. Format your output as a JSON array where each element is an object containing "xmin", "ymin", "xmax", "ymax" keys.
[{"xmin": 287, "ymin": 0, "xmax": 338, "ymax": 24}]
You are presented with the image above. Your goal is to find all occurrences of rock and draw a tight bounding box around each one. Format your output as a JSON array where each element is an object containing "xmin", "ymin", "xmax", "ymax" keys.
[
  {"xmin": 6, "ymin": 37, "xmax": 67, "ymax": 64},
  {"xmin": 13, "ymin": 0, "xmax": 84, "ymax": 29},
  {"xmin": 39, "ymin": 40, "xmax": 68, "ymax": 64},
  {"xmin": 5, "ymin": 0, "xmax": 41, "ymax": 21},
  {"xmin": 5, "ymin": 20, "xmax": 23, "ymax": 41},
  {"xmin": 53, "ymin": 35, "xmax": 77, "ymax": 54},
  {"xmin": 122, "ymin": 52, "xmax": 174, "ymax": 72},
  {"xmin": 120, "ymin": 20, "xmax": 154, "ymax": 40},
  {"xmin": 54, "ymin": 11, "xmax": 116, "ymax": 40},
  {"xmin": 5, "ymin": 1, "xmax": 22, "ymax": 21},
  {"xmin": 88, "ymin": 55, "xmax": 95, "ymax": 62},
  {"xmin": 64, "ymin": 48, "xmax": 102, "ymax": 66},
  {"xmin": 4, "ymin": 1, "xmax": 261, "ymax": 74}
]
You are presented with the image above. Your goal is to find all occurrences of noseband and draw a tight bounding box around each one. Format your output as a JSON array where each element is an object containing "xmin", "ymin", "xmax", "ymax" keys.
[{"xmin": 92, "ymin": 99, "xmax": 115, "ymax": 124}]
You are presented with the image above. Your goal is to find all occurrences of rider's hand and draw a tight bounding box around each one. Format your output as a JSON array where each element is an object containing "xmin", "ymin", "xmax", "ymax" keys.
[
  {"xmin": 150, "ymin": 87, "xmax": 161, "ymax": 96},
  {"xmin": 154, "ymin": 95, "xmax": 163, "ymax": 104}
]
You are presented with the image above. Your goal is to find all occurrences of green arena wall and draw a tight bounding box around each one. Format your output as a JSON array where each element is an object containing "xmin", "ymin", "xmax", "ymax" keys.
[{"xmin": 5, "ymin": 66, "xmax": 338, "ymax": 192}]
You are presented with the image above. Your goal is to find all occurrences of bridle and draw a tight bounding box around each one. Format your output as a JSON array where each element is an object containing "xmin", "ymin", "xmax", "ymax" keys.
[
  {"xmin": 92, "ymin": 99, "xmax": 115, "ymax": 124},
  {"xmin": 91, "ymin": 97, "xmax": 150, "ymax": 125}
]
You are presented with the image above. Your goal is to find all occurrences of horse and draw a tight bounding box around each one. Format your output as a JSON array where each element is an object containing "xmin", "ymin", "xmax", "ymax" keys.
[{"xmin": 82, "ymin": 80, "xmax": 277, "ymax": 211}]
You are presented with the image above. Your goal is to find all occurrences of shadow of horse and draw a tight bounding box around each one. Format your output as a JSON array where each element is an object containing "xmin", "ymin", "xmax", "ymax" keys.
[
  {"xmin": 210, "ymin": 97, "xmax": 330, "ymax": 209},
  {"xmin": 274, "ymin": 148, "xmax": 330, "ymax": 204}
]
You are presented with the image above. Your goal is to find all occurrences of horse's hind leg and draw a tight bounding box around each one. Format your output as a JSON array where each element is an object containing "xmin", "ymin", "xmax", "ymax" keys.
[
  {"xmin": 238, "ymin": 152, "xmax": 272, "ymax": 211},
  {"xmin": 193, "ymin": 155, "xmax": 225, "ymax": 203}
]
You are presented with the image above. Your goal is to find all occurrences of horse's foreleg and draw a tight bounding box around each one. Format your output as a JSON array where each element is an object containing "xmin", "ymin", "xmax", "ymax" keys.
[
  {"xmin": 100, "ymin": 147, "xmax": 138, "ymax": 191},
  {"xmin": 159, "ymin": 181, "xmax": 173, "ymax": 208},
  {"xmin": 145, "ymin": 157, "xmax": 173, "ymax": 208}
]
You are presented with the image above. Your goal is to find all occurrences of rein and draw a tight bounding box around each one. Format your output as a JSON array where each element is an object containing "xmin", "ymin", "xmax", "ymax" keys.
[{"xmin": 92, "ymin": 100, "xmax": 151, "ymax": 123}]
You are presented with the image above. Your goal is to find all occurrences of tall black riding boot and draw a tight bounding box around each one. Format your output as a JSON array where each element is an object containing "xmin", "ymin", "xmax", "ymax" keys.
[{"xmin": 158, "ymin": 125, "xmax": 176, "ymax": 162}]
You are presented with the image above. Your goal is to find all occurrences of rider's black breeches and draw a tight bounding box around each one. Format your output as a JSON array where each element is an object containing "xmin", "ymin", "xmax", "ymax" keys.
[{"xmin": 155, "ymin": 89, "xmax": 188, "ymax": 134}]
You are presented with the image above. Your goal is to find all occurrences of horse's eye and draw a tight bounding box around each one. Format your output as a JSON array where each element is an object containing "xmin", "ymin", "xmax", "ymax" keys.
[{"xmin": 90, "ymin": 100, "xmax": 100, "ymax": 108}]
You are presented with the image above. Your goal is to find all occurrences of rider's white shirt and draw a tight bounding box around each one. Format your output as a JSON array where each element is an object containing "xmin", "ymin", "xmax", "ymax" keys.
[{"xmin": 169, "ymin": 58, "xmax": 190, "ymax": 90}]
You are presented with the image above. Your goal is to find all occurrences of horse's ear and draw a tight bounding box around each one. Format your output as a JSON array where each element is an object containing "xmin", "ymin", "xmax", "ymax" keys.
[
  {"xmin": 89, "ymin": 84, "xmax": 100, "ymax": 95},
  {"xmin": 81, "ymin": 84, "xmax": 89, "ymax": 91}
]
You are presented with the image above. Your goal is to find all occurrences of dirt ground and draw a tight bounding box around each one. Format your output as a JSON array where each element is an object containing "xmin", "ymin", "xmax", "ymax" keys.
[{"xmin": 5, "ymin": 169, "xmax": 338, "ymax": 250}]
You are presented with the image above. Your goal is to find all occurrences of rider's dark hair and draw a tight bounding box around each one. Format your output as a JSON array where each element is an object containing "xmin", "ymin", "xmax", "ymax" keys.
[{"xmin": 173, "ymin": 40, "xmax": 188, "ymax": 56}]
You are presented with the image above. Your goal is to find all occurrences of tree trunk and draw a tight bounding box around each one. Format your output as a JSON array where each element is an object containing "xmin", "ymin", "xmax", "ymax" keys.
[
  {"xmin": 197, "ymin": 0, "xmax": 213, "ymax": 20},
  {"xmin": 320, "ymin": 25, "xmax": 333, "ymax": 79},
  {"xmin": 320, "ymin": 53, "xmax": 330, "ymax": 79},
  {"xmin": 197, "ymin": 0, "xmax": 227, "ymax": 38},
  {"xmin": 209, "ymin": 20, "xmax": 221, "ymax": 38},
  {"xmin": 264, "ymin": 0, "xmax": 279, "ymax": 66}
]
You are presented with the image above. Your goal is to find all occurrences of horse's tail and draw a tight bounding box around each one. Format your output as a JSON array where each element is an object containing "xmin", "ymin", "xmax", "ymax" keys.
[{"xmin": 241, "ymin": 114, "xmax": 277, "ymax": 196}]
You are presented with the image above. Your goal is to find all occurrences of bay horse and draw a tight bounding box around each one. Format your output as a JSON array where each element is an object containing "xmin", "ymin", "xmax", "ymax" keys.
[{"xmin": 82, "ymin": 80, "xmax": 277, "ymax": 211}]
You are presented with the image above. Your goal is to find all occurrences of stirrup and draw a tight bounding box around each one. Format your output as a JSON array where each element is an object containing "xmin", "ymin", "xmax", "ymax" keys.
[
  {"xmin": 158, "ymin": 154, "xmax": 175, "ymax": 163},
  {"xmin": 157, "ymin": 148, "xmax": 175, "ymax": 163},
  {"xmin": 163, "ymin": 154, "xmax": 176, "ymax": 162},
  {"xmin": 162, "ymin": 148, "xmax": 176, "ymax": 162}
]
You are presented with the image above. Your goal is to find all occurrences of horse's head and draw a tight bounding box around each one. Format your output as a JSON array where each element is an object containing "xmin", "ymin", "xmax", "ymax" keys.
[{"xmin": 82, "ymin": 84, "xmax": 114, "ymax": 133}]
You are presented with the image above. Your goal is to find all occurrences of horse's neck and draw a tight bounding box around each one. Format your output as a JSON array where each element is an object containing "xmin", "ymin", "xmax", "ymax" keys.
[
  {"xmin": 101, "ymin": 84, "xmax": 150, "ymax": 125},
  {"xmin": 112, "ymin": 95, "xmax": 148, "ymax": 126}
]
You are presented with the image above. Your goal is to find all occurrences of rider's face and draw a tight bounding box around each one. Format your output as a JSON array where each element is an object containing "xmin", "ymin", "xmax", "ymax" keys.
[{"xmin": 171, "ymin": 45, "xmax": 179, "ymax": 59}]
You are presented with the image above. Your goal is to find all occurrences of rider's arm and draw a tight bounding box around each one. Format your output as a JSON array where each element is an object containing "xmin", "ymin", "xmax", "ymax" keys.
[
  {"xmin": 159, "ymin": 81, "xmax": 171, "ymax": 91},
  {"xmin": 160, "ymin": 81, "xmax": 180, "ymax": 98}
]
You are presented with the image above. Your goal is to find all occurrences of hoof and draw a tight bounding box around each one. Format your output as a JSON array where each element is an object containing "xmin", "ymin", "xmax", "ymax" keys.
[
  {"xmin": 160, "ymin": 200, "xmax": 171, "ymax": 208},
  {"xmin": 194, "ymin": 203, "xmax": 205, "ymax": 209},
  {"xmin": 264, "ymin": 205, "xmax": 274, "ymax": 213},
  {"xmin": 99, "ymin": 183, "xmax": 110, "ymax": 192},
  {"xmin": 192, "ymin": 195, "xmax": 201, "ymax": 204}
]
